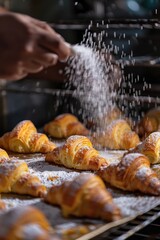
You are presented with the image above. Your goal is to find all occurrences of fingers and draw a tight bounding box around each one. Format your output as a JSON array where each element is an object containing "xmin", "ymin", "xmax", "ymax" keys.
[
  {"xmin": 6, "ymin": 48, "xmax": 59, "ymax": 81},
  {"xmin": 22, "ymin": 61, "xmax": 44, "ymax": 73},
  {"xmin": 31, "ymin": 49, "xmax": 58, "ymax": 67},
  {"xmin": 24, "ymin": 46, "xmax": 59, "ymax": 68},
  {"xmin": 11, "ymin": 72, "xmax": 28, "ymax": 81},
  {"xmin": 26, "ymin": 15, "xmax": 71, "ymax": 61},
  {"xmin": 16, "ymin": 13, "xmax": 71, "ymax": 61},
  {"xmin": 38, "ymin": 31, "xmax": 71, "ymax": 61}
]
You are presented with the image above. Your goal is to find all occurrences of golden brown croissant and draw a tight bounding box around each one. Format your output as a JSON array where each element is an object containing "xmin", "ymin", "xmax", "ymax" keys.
[
  {"xmin": 135, "ymin": 107, "xmax": 160, "ymax": 139},
  {"xmin": 0, "ymin": 206, "xmax": 52, "ymax": 240},
  {"xmin": 0, "ymin": 120, "xmax": 56, "ymax": 153},
  {"xmin": 44, "ymin": 113, "xmax": 89, "ymax": 138},
  {"xmin": 146, "ymin": 107, "xmax": 160, "ymax": 128},
  {"xmin": 135, "ymin": 116, "xmax": 159, "ymax": 139},
  {"xmin": 129, "ymin": 132, "xmax": 160, "ymax": 164},
  {"xmin": 45, "ymin": 173, "xmax": 121, "ymax": 221},
  {"xmin": 93, "ymin": 119, "xmax": 140, "ymax": 150},
  {"xmin": 0, "ymin": 161, "xmax": 46, "ymax": 197},
  {"xmin": 45, "ymin": 135, "xmax": 108, "ymax": 170},
  {"xmin": 152, "ymin": 165, "xmax": 160, "ymax": 179},
  {"xmin": 0, "ymin": 148, "xmax": 10, "ymax": 163},
  {"xmin": 98, "ymin": 153, "xmax": 160, "ymax": 195}
]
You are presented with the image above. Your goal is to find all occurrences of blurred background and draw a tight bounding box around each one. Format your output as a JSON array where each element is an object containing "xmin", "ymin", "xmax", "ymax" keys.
[
  {"xmin": 1, "ymin": 0, "xmax": 159, "ymax": 21},
  {"xmin": 0, "ymin": 0, "xmax": 160, "ymax": 133}
]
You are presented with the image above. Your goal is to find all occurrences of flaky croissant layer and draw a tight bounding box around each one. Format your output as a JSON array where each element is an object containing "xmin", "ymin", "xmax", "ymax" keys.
[
  {"xmin": 92, "ymin": 119, "xmax": 140, "ymax": 150},
  {"xmin": 44, "ymin": 113, "xmax": 89, "ymax": 138},
  {"xmin": 98, "ymin": 153, "xmax": 160, "ymax": 195},
  {"xmin": 46, "ymin": 135, "xmax": 108, "ymax": 170},
  {"xmin": 129, "ymin": 132, "xmax": 160, "ymax": 164},
  {"xmin": 45, "ymin": 173, "xmax": 121, "ymax": 221},
  {"xmin": 0, "ymin": 120, "xmax": 56, "ymax": 153},
  {"xmin": 0, "ymin": 148, "xmax": 10, "ymax": 163},
  {"xmin": 0, "ymin": 161, "xmax": 46, "ymax": 197}
]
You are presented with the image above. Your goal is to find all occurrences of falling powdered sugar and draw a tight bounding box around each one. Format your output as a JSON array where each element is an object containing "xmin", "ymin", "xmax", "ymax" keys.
[{"xmin": 66, "ymin": 44, "xmax": 118, "ymax": 130}]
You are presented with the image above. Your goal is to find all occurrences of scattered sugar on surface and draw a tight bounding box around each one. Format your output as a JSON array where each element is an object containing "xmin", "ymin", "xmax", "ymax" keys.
[
  {"xmin": 29, "ymin": 168, "xmax": 81, "ymax": 187},
  {"xmin": 114, "ymin": 195, "xmax": 160, "ymax": 216},
  {"xmin": 0, "ymin": 196, "xmax": 40, "ymax": 213},
  {"xmin": 1, "ymin": 155, "xmax": 160, "ymax": 221},
  {"xmin": 99, "ymin": 150, "xmax": 124, "ymax": 163},
  {"xmin": 28, "ymin": 158, "xmax": 160, "ymax": 218}
]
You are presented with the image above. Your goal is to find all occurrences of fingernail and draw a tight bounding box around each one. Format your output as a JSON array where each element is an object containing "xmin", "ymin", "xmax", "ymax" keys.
[
  {"xmin": 59, "ymin": 42, "xmax": 73, "ymax": 62},
  {"xmin": 59, "ymin": 57, "xmax": 68, "ymax": 63}
]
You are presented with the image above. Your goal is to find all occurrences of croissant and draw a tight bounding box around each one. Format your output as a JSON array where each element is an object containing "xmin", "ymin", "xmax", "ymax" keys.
[
  {"xmin": 0, "ymin": 120, "xmax": 56, "ymax": 153},
  {"xmin": 152, "ymin": 165, "xmax": 160, "ymax": 179},
  {"xmin": 0, "ymin": 148, "xmax": 10, "ymax": 163},
  {"xmin": 135, "ymin": 116, "xmax": 159, "ymax": 139},
  {"xmin": 0, "ymin": 161, "xmax": 46, "ymax": 197},
  {"xmin": 129, "ymin": 132, "xmax": 160, "ymax": 164},
  {"xmin": 0, "ymin": 206, "xmax": 52, "ymax": 240},
  {"xmin": 44, "ymin": 113, "xmax": 89, "ymax": 138},
  {"xmin": 135, "ymin": 107, "xmax": 160, "ymax": 139},
  {"xmin": 93, "ymin": 119, "xmax": 140, "ymax": 150},
  {"xmin": 147, "ymin": 107, "xmax": 160, "ymax": 119},
  {"xmin": 98, "ymin": 153, "xmax": 160, "ymax": 195},
  {"xmin": 45, "ymin": 135, "xmax": 108, "ymax": 170},
  {"xmin": 45, "ymin": 173, "xmax": 121, "ymax": 221}
]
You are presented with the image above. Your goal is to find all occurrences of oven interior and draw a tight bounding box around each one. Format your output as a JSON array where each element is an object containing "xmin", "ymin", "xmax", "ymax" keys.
[{"xmin": 0, "ymin": 1, "xmax": 160, "ymax": 239}]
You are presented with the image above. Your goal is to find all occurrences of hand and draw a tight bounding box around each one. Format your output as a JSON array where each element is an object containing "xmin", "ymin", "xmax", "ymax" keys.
[{"xmin": 0, "ymin": 11, "xmax": 71, "ymax": 80}]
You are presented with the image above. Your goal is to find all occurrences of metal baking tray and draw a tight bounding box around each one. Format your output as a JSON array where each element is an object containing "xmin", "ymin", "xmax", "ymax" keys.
[{"xmin": 1, "ymin": 146, "xmax": 160, "ymax": 240}]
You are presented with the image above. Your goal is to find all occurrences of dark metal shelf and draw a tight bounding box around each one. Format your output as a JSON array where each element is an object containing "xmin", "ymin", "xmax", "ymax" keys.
[{"xmin": 91, "ymin": 206, "xmax": 160, "ymax": 240}]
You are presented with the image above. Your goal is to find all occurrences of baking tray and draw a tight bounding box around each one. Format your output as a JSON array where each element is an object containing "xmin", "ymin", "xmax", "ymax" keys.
[{"xmin": 1, "ymin": 144, "xmax": 160, "ymax": 240}]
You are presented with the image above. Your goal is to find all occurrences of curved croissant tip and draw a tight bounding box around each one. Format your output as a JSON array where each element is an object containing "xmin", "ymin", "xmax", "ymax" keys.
[
  {"xmin": 101, "ymin": 204, "xmax": 121, "ymax": 221},
  {"xmin": 112, "ymin": 214, "xmax": 122, "ymax": 221}
]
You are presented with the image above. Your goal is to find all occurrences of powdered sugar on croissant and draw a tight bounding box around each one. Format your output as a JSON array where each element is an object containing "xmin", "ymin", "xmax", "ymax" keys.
[
  {"xmin": 98, "ymin": 153, "xmax": 160, "ymax": 195},
  {"xmin": 45, "ymin": 173, "xmax": 121, "ymax": 221},
  {"xmin": 129, "ymin": 132, "xmax": 160, "ymax": 164}
]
